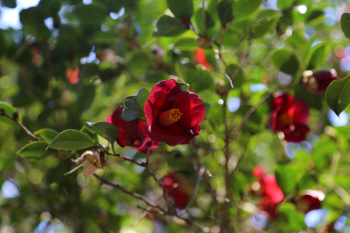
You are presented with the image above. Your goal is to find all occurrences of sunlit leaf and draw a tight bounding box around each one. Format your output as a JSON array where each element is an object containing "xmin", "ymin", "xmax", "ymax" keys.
[
  {"xmin": 48, "ymin": 130, "xmax": 96, "ymax": 150},
  {"xmin": 17, "ymin": 141, "xmax": 57, "ymax": 160},
  {"xmin": 326, "ymin": 75, "xmax": 350, "ymax": 116}
]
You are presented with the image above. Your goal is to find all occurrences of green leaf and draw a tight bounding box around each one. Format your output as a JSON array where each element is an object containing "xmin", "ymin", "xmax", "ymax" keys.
[
  {"xmin": 277, "ymin": 0, "xmax": 294, "ymax": 10},
  {"xmin": 306, "ymin": 42, "xmax": 330, "ymax": 70},
  {"xmin": 270, "ymin": 49, "xmax": 300, "ymax": 76},
  {"xmin": 48, "ymin": 129, "xmax": 96, "ymax": 150},
  {"xmin": 218, "ymin": 0, "xmax": 234, "ymax": 27},
  {"xmin": 195, "ymin": 9, "xmax": 215, "ymax": 33},
  {"xmin": 17, "ymin": 141, "xmax": 56, "ymax": 160},
  {"xmin": 252, "ymin": 10, "xmax": 280, "ymax": 39},
  {"xmin": 175, "ymin": 38, "xmax": 197, "ymax": 50},
  {"xmin": 74, "ymin": 2, "xmax": 107, "ymax": 24},
  {"xmin": 153, "ymin": 15, "xmax": 188, "ymax": 37},
  {"xmin": 86, "ymin": 122, "xmax": 119, "ymax": 145},
  {"xmin": 0, "ymin": 102, "xmax": 21, "ymax": 128},
  {"xmin": 137, "ymin": 88, "xmax": 151, "ymax": 111},
  {"xmin": 1, "ymin": 0, "xmax": 17, "ymax": 8},
  {"xmin": 341, "ymin": 13, "xmax": 350, "ymax": 40},
  {"xmin": 166, "ymin": 0, "xmax": 193, "ymax": 18},
  {"xmin": 279, "ymin": 203, "xmax": 307, "ymax": 231},
  {"xmin": 121, "ymin": 99, "xmax": 144, "ymax": 122},
  {"xmin": 34, "ymin": 128, "xmax": 59, "ymax": 144},
  {"xmin": 275, "ymin": 165, "xmax": 300, "ymax": 195},
  {"xmin": 236, "ymin": 0, "xmax": 261, "ymax": 21},
  {"xmin": 325, "ymin": 75, "xmax": 350, "ymax": 116}
]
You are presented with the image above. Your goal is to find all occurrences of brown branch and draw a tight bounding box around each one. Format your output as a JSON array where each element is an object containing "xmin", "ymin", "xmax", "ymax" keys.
[
  {"xmin": 0, "ymin": 109, "xmax": 41, "ymax": 141},
  {"xmin": 105, "ymin": 151, "xmax": 146, "ymax": 167}
]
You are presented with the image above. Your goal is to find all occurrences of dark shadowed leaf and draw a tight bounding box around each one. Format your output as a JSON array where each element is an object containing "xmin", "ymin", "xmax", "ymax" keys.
[
  {"xmin": 341, "ymin": 13, "xmax": 350, "ymax": 40},
  {"xmin": 325, "ymin": 75, "xmax": 350, "ymax": 116},
  {"xmin": 86, "ymin": 122, "xmax": 119, "ymax": 145},
  {"xmin": 2, "ymin": 0, "xmax": 17, "ymax": 8},
  {"xmin": 218, "ymin": 0, "xmax": 234, "ymax": 27},
  {"xmin": 48, "ymin": 130, "xmax": 96, "ymax": 150},
  {"xmin": 34, "ymin": 128, "xmax": 59, "ymax": 144},
  {"xmin": 270, "ymin": 49, "xmax": 300, "ymax": 76},
  {"xmin": 121, "ymin": 99, "xmax": 144, "ymax": 122},
  {"xmin": 17, "ymin": 141, "xmax": 57, "ymax": 160},
  {"xmin": 195, "ymin": 9, "xmax": 215, "ymax": 33},
  {"xmin": 153, "ymin": 15, "xmax": 188, "ymax": 37},
  {"xmin": 166, "ymin": 0, "xmax": 193, "ymax": 18}
]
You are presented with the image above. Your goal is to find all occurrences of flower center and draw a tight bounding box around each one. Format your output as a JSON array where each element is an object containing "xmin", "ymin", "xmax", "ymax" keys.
[
  {"xmin": 278, "ymin": 111, "xmax": 293, "ymax": 126},
  {"xmin": 159, "ymin": 108, "xmax": 183, "ymax": 127}
]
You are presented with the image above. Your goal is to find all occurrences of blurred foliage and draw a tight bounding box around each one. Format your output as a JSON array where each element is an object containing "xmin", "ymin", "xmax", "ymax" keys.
[{"xmin": 1, "ymin": 0, "xmax": 350, "ymax": 232}]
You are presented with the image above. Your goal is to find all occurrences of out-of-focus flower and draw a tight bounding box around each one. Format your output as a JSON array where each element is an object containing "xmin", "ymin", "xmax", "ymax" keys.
[
  {"xmin": 252, "ymin": 166, "xmax": 284, "ymax": 219},
  {"xmin": 195, "ymin": 47, "xmax": 212, "ymax": 71},
  {"xmin": 67, "ymin": 150, "xmax": 106, "ymax": 178},
  {"xmin": 144, "ymin": 79, "xmax": 205, "ymax": 146},
  {"xmin": 269, "ymin": 93, "xmax": 310, "ymax": 143},
  {"xmin": 66, "ymin": 67, "xmax": 80, "ymax": 84},
  {"xmin": 31, "ymin": 46, "xmax": 43, "ymax": 67},
  {"xmin": 295, "ymin": 190, "xmax": 323, "ymax": 214},
  {"xmin": 302, "ymin": 69, "xmax": 337, "ymax": 94},
  {"xmin": 106, "ymin": 107, "xmax": 160, "ymax": 153},
  {"xmin": 161, "ymin": 171, "xmax": 190, "ymax": 209},
  {"xmin": 96, "ymin": 49, "xmax": 117, "ymax": 63}
]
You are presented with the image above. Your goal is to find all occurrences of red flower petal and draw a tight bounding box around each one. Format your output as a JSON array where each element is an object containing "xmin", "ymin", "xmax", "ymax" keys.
[
  {"xmin": 261, "ymin": 175, "xmax": 284, "ymax": 204},
  {"xmin": 283, "ymin": 124, "xmax": 309, "ymax": 143},
  {"xmin": 253, "ymin": 166, "xmax": 265, "ymax": 178},
  {"xmin": 172, "ymin": 91, "xmax": 206, "ymax": 130},
  {"xmin": 288, "ymin": 99, "xmax": 309, "ymax": 125}
]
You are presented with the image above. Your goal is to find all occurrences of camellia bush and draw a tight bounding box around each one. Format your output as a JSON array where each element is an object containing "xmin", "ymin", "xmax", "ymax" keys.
[{"xmin": 2, "ymin": 0, "xmax": 350, "ymax": 232}]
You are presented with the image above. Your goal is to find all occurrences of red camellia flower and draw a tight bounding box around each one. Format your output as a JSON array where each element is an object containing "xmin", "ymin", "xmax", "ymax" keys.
[
  {"xmin": 144, "ymin": 79, "xmax": 206, "ymax": 146},
  {"xmin": 195, "ymin": 47, "xmax": 212, "ymax": 71},
  {"xmin": 66, "ymin": 67, "xmax": 80, "ymax": 84},
  {"xmin": 270, "ymin": 93, "xmax": 310, "ymax": 143},
  {"xmin": 252, "ymin": 166, "xmax": 284, "ymax": 219},
  {"xmin": 302, "ymin": 69, "xmax": 337, "ymax": 94},
  {"xmin": 161, "ymin": 171, "xmax": 190, "ymax": 209},
  {"xmin": 295, "ymin": 190, "xmax": 323, "ymax": 214},
  {"xmin": 106, "ymin": 107, "xmax": 160, "ymax": 153}
]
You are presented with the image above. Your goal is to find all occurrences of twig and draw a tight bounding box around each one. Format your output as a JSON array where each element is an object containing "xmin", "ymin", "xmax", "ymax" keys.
[
  {"xmin": 94, "ymin": 174, "xmax": 164, "ymax": 211},
  {"xmin": 0, "ymin": 109, "xmax": 41, "ymax": 141},
  {"xmin": 105, "ymin": 151, "xmax": 146, "ymax": 167}
]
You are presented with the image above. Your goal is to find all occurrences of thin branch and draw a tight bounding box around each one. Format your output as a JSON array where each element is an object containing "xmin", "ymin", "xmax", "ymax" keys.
[
  {"xmin": 0, "ymin": 109, "xmax": 41, "ymax": 141},
  {"xmin": 94, "ymin": 174, "xmax": 164, "ymax": 211},
  {"xmin": 105, "ymin": 151, "xmax": 146, "ymax": 167}
]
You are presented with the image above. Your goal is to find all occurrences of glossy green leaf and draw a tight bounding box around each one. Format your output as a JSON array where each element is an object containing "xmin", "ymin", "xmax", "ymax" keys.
[
  {"xmin": 34, "ymin": 128, "xmax": 59, "ymax": 144},
  {"xmin": 325, "ymin": 75, "xmax": 350, "ymax": 116},
  {"xmin": 341, "ymin": 13, "xmax": 350, "ymax": 40},
  {"xmin": 153, "ymin": 15, "xmax": 188, "ymax": 37},
  {"xmin": 121, "ymin": 99, "xmax": 144, "ymax": 122},
  {"xmin": 17, "ymin": 141, "xmax": 56, "ymax": 160},
  {"xmin": 48, "ymin": 129, "xmax": 96, "ymax": 150},
  {"xmin": 252, "ymin": 10, "xmax": 280, "ymax": 39},
  {"xmin": 279, "ymin": 203, "xmax": 307, "ymax": 231},
  {"xmin": 166, "ymin": 0, "xmax": 193, "ymax": 18},
  {"xmin": 306, "ymin": 42, "xmax": 330, "ymax": 70},
  {"xmin": 218, "ymin": 1, "xmax": 234, "ymax": 27},
  {"xmin": 0, "ymin": 102, "xmax": 19, "ymax": 128},
  {"xmin": 270, "ymin": 49, "xmax": 300, "ymax": 76},
  {"xmin": 86, "ymin": 121, "xmax": 119, "ymax": 145},
  {"xmin": 137, "ymin": 88, "xmax": 151, "ymax": 110}
]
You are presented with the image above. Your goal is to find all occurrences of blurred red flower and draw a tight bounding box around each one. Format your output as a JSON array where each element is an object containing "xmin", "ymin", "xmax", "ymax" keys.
[
  {"xmin": 106, "ymin": 107, "xmax": 160, "ymax": 153},
  {"xmin": 161, "ymin": 171, "xmax": 190, "ymax": 209},
  {"xmin": 66, "ymin": 67, "xmax": 80, "ymax": 84},
  {"xmin": 144, "ymin": 79, "xmax": 205, "ymax": 146},
  {"xmin": 270, "ymin": 93, "xmax": 310, "ymax": 143},
  {"xmin": 302, "ymin": 69, "xmax": 337, "ymax": 94},
  {"xmin": 252, "ymin": 166, "xmax": 284, "ymax": 219},
  {"xmin": 295, "ymin": 190, "xmax": 323, "ymax": 214},
  {"xmin": 195, "ymin": 47, "xmax": 212, "ymax": 71}
]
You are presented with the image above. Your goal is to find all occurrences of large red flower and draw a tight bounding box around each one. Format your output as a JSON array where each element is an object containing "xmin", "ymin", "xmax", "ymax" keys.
[
  {"xmin": 144, "ymin": 79, "xmax": 206, "ymax": 146},
  {"xmin": 252, "ymin": 166, "xmax": 284, "ymax": 219},
  {"xmin": 106, "ymin": 107, "xmax": 160, "ymax": 153},
  {"xmin": 270, "ymin": 93, "xmax": 310, "ymax": 143},
  {"xmin": 161, "ymin": 171, "xmax": 190, "ymax": 209}
]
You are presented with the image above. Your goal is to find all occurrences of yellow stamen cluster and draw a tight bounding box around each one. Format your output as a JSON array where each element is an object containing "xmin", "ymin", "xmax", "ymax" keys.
[{"xmin": 168, "ymin": 108, "xmax": 182, "ymax": 122}]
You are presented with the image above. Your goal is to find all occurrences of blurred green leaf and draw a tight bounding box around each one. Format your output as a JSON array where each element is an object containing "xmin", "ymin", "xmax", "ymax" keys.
[
  {"xmin": 270, "ymin": 49, "xmax": 300, "ymax": 76},
  {"xmin": 218, "ymin": 0, "xmax": 234, "ymax": 27},
  {"xmin": 252, "ymin": 10, "xmax": 280, "ymax": 39},
  {"xmin": 166, "ymin": 0, "xmax": 193, "ymax": 18},
  {"xmin": 326, "ymin": 75, "xmax": 350, "ymax": 116},
  {"xmin": 17, "ymin": 141, "xmax": 56, "ymax": 160},
  {"xmin": 48, "ymin": 130, "xmax": 96, "ymax": 150},
  {"xmin": 341, "ymin": 13, "xmax": 350, "ymax": 40},
  {"xmin": 277, "ymin": 0, "xmax": 294, "ymax": 10},
  {"xmin": 275, "ymin": 164, "xmax": 299, "ymax": 195},
  {"xmin": 195, "ymin": 9, "xmax": 215, "ymax": 33},
  {"xmin": 1, "ymin": 0, "xmax": 16, "ymax": 8},
  {"xmin": 236, "ymin": 0, "xmax": 261, "ymax": 21},
  {"xmin": 306, "ymin": 42, "xmax": 330, "ymax": 70},
  {"xmin": 153, "ymin": 15, "xmax": 188, "ymax": 37},
  {"xmin": 0, "ymin": 101, "xmax": 20, "ymax": 128},
  {"xmin": 175, "ymin": 38, "xmax": 197, "ymax": 50},
  {"xmin": 279, "ymin": 203, "xmax": 307, "ymax": 231},
  {"xmin": 74, "ymin": 2, "xmax": 107, "ymax": 24},
  {"xmin": 34, "ymin": 128, "xmax": 59, "ymax": 144},
  {"xmin": 86, "ymin": 121, "xmax": 119, "ymax": 145}
]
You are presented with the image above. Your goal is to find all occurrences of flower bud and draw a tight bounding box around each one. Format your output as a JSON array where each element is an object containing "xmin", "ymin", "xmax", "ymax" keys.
[{"xmin": 302, "ymin": 69, "xmax": 337, "ymax": 94}]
